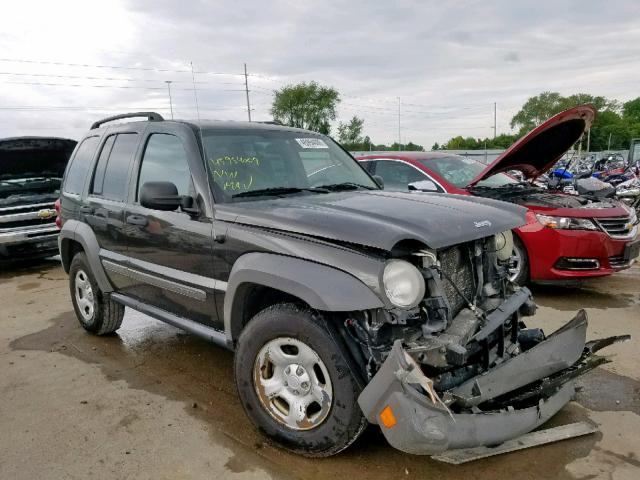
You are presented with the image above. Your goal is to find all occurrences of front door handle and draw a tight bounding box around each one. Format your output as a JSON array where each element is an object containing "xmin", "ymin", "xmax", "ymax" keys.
[
  {"xmin": 79, "ymin": 206, "xmax": 93, "ymax": 214},
  {"xmin": 126, "ymin": 215, "xmax": 148, "ymax": 226}
]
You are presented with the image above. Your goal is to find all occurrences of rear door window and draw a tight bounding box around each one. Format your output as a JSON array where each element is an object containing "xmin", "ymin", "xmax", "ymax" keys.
[
  {"xmin": 63, "ymin": 136, "xmax": 99, "ymax": 195},
  {"xmin": 91, "ymin": 133, "xmax": 139, "ymax": 201}
]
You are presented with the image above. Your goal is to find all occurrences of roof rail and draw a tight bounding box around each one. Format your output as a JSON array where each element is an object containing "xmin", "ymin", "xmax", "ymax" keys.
[
  {"xmin": 90, "ymin": 112, "xmax": 164, "ymax": 130},
  {"xmin": 257, "ymin": 120, "xmax": 283, "ymax": 126}
]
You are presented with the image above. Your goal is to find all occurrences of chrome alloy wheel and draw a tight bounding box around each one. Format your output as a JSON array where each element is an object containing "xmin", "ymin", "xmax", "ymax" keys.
[
  {"xmin": 253, "ymin": 337, "xmax": 333, "ymax": 431},
  {"xmin": 74, "ymin": 270, "xmax": 95, "ymax": 322},
  {"xmin": 508, "ymin": 244, "xmax": 523, "ymax": 282}
]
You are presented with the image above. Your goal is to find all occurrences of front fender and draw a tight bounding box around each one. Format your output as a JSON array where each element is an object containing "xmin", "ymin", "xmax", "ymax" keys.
[{"xmin": 224, "ymin": 252, "xmax": 384, "ymax": 343}]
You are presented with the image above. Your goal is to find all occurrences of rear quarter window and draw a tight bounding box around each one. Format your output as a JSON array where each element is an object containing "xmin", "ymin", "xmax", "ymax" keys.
[{"xmin": 63, "ymin": 136, "xmax": 100, "ymax": 195}]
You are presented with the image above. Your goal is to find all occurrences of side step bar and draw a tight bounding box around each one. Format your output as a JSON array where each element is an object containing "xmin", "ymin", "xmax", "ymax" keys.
[{"xmin": 110, "ymin": 293, "xmax": 231, "ymax": 350}]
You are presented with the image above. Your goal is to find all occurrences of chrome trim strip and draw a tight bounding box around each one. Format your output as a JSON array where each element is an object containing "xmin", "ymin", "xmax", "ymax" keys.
[
  {"xmin": 102, "ymin": 260, "xmax": 207, "ymax": 301},
  {"xmin": 125, "ymin": 255, "xmax": 227, "ymax": 292}
]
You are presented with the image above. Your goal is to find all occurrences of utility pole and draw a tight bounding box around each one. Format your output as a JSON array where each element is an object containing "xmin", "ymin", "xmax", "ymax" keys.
[
  {"xmin": 190, "ymin": 61, "xmax": 200, "ymax": 121},
  {"xmin": 587, "ymin": 128, "xmax": 591, "ymax": 153},
  {"xmin": 608, "ymin": 132, "xmax": 612, "ymax": 150},
  {"xmin": 165, "ymin": 81, "xmax": 174, "ymax": 119},
  {"xmin": 244, "ymin": 63, "xmax": 252, "ymax": 122},
  {"xmin": 397, "ymin": 97, "xmax": 401, "ymax": 151},
  {"xmin": 493, "ymin": 102, "xmax": 497, "ymax": 139}
]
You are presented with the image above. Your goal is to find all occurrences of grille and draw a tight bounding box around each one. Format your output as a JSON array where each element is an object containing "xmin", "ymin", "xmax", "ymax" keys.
[
  {"xmin": 596, "ymin": 216, "xmax": 634, "ymax": 238},
  {"xmin": 438, "ymin": 245, "xmax": 475, "ymax": 316},
  {"xmin": 0, "ymin": 202, "xmax": 56, "ymax": 232}
]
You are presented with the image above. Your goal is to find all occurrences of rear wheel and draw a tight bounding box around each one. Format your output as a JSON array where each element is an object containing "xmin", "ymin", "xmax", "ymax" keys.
[
  {"xmin": 508, "ymin": 236, "xmax": 530, "ymax": 285},
  {"xmin": 234, "ymin": 303, "xmax": 367, "ymax": 457},
  {"xmin": 69, "ymin": 252, "xmax": 124, "ymax": 335}
]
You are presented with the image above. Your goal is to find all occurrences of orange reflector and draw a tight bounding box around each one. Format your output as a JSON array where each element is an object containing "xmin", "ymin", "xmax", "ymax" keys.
[{"xmin": 379, "ymin": 405, "xmax": 397, "ymax": 429}]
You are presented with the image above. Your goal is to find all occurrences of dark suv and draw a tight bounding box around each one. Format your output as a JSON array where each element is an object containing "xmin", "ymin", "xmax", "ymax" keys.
[{"xmin": 58, "ymin": 112, "xmax": 623, "ymax": 457}]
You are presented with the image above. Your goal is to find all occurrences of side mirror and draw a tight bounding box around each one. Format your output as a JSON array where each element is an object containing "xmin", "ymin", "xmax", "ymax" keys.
[
  {"xmin": 140, "ymin": 181, "xmax": 182, "ymax": 211},
  {"xmin": 372, "ymin": 175, "xmax": 385, "ymax": 189},
  {"xmin": 408, "ymin": 180, "xmax": 439, "ymax": 192}
]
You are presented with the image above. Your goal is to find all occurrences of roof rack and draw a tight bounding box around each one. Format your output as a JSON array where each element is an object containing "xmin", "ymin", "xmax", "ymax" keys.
[
  {"xmin": 90, "ymin": 112, "xmax": 164, "ymax": 130},
  {"xmin": 257, "ymin": 120, "xmax": 283, "ymax": 126}
]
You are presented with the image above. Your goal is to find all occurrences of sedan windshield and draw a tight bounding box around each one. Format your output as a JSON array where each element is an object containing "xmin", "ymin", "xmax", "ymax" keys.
[
  {"xmin": 201, "ymin": 129, "xmax": 378, "ymax": 202},
  {"xmin": 417, "ymin": 155, "xmax": 517, "ymax": 188}
]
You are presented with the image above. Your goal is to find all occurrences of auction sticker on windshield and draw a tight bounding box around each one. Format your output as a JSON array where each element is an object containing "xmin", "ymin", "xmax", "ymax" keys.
[{"xmin": 296, "ymin": 138, "xmax": 329, "ymax": 149}]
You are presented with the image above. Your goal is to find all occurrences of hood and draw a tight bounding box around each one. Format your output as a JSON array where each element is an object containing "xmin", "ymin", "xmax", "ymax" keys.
[
  {"xmin": 468, "ymin": 105, "xmax": 596, "ymax": 186},
  {"xmin": 0, "ymin": 136, "xmax": 77, "ymax": 180},
  {"xmin": 214, "ymin": 190, "xmax": 527, "ymax": 251}
]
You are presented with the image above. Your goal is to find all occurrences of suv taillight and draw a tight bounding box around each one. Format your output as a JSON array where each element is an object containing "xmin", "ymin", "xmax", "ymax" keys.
[{"xmin": 54, "ymin": 198, "xmax": 61, "ymax": 229}]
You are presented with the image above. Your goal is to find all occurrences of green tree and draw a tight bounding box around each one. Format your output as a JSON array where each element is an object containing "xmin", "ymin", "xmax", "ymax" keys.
[
  {"xmin": 271, "ymin": 81, "xmax": 340, "ymax": 134},
  {"xmin": 623, "ymin": 97, "xmax": 640, "ymax": 123},
  {"xmin": 510, "ymin": 91, "xmax": 565, "ymax": 133},
  {"xmin": 337, "ymin": 116, "xmax": 365, "ymax": 148},
  {"xmin": 431, "ymin": 142, "xmax": 440, "ymax": 150}
]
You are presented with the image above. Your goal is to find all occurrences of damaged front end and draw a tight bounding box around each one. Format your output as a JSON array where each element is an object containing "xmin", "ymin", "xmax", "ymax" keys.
[{"xmin": 348, "ymin": 234, "xmax": 628, "ymax": 455}]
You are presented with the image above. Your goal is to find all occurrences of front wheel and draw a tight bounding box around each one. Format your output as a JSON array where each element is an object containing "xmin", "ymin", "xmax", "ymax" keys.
[
  {"xmin": 508, "ymin": 236, "xmax": 530, "ymax": 285},
  {"xmin": 234, "ymin": 304, "xmax": 367, "ymax": 457}
]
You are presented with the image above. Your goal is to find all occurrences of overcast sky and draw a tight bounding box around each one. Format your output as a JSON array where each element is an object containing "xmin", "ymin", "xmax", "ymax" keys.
[{"xmin": 0, "ymin": 0, "xmax": 638, "ymax": 148}]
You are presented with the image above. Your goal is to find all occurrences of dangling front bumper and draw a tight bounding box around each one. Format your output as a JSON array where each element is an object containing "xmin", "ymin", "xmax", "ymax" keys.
[{"xmin": 357, "ymin": 310, "xmax": 628, "ymax": 455}]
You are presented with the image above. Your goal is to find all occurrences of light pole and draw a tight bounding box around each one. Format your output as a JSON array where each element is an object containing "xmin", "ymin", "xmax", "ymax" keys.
[{"xmin": 165, "ymin": 80, "xmax": 174, "ymax": 119}]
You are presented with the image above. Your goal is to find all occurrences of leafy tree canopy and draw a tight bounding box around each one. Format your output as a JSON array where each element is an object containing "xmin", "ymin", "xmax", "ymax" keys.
[
  {"xmin": 271, "ymin": 81, "xmax": 340, "ymax": 134},
  {"xmin": 441, "ymin": 93, "xmax": 640, "ymax": 152}
]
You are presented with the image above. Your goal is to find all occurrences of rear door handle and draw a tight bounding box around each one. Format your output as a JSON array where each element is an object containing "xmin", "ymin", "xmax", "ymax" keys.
[
  {"xmin": 126, "ymin": 215, "xmax": 147, "ymax": 226},
  {"xmin": 79, "ymin": 206, "xmax": 93, "ymax": 214}
]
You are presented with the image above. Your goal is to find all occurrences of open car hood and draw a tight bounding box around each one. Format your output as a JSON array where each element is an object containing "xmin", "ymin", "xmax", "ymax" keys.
[
  {"xmin": 468, "ymin": 105, "xmax": 596, "ymax": 187},
  {"xmin": 0, "ymin": 136, "xmax": 77, "ymax": 179}
]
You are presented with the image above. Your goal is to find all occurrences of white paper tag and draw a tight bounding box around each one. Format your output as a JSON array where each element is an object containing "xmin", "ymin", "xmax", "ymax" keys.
[{"xmin": 295, "ymin": 138, "xmax": 329, "ymax": 149}]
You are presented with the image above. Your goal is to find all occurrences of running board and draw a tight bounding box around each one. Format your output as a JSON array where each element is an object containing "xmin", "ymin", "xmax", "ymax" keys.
[
  {"xmin": 110, "ymin": 293, "xmax": 230, "ymax": 350},
  {"xmin": 431, "ymin": 421, "xmax": 598, "ymax": 464}
]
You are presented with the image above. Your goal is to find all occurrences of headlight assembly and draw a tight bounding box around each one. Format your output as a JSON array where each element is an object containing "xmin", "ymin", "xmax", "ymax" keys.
[
  {"xmin": 382, "ymin": 259, "xmax": 425, "ymax": 309},
  {"xmin": 536, "ymin": 214, "xmax": 598, "ymax": 231}
]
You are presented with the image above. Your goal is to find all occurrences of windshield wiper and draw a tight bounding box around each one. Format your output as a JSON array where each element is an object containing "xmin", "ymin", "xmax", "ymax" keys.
[
  {"xmin": 231, "ymin": 187, "xmax": 329, "ymax": 199},
  {"xmin": 315, "ymin": 182, "xmax": 375, "ymax": 191}
]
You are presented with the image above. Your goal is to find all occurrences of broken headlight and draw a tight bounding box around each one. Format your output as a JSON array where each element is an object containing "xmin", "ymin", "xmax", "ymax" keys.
[
  {"xmin": 536, "ymin": 214, "xmax": 598, "ymax": 231},
  {"xmin": 383, "ymin": 259, "xmax": 425, "ymax": 309}
]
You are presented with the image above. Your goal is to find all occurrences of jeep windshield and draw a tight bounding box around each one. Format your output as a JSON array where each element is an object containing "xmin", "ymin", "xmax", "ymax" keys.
[
  {"xmin": 200, "ymin": 129, "xmax": 378, "ymax": 202},
  {"xmin": 419, "ymin": 155, "xmax": 517, "ymax": 188}
]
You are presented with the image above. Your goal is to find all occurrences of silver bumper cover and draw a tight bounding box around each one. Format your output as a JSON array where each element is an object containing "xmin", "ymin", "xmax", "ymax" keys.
[
  {"xmin": 0, "ymin": 225, "xmax": 58, "ymax": 245},
  {"xmin": 358, "ymin": 310, "xmax": 627, "ymax": 455}
]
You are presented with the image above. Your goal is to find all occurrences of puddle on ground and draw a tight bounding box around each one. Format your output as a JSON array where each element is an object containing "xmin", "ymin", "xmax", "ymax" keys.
[
  {"xmin": 0, "ymin": 257, "xmax": 61, "ymax": 282},
  {"xmin": 531, "ymin": 286, "xmax": 637, "ymax": 311},
  {"xmin": 11, "ymin": 309, "xmax": 627, "ymax": 480}
]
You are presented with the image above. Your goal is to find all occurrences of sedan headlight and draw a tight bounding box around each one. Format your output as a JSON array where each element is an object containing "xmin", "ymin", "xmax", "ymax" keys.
[
  {"xmin": 382, "ymin": 259, "xmax": 425, "ymax": 309},
  {"xmin": 536, "ymin": 214, "xmax": 598, "ymax": 231}
]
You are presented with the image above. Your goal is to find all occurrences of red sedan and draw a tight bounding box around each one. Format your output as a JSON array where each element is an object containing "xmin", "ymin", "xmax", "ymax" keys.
[{"xmin": 357, "ymin": 105, "xmax": 639, "ymax": 284}]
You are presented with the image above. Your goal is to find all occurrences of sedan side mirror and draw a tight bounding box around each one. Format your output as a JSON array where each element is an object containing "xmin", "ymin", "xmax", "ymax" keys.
[
  {"xmin": 140, "ymin": 181, "xmax": 182, "ymax": 211},
  {"xmin": 373, "ymin": 175, "xmax": 385, "ymax": 189},
  {"xmin": 408, "ymin": 180, "xmax": 439, "ymax": 192}
]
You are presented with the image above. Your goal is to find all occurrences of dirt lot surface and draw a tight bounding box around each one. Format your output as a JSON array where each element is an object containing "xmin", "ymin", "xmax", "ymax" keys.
[{"xmin": 1, "ymin": 259, "xmax": 639, "ymax": 479}]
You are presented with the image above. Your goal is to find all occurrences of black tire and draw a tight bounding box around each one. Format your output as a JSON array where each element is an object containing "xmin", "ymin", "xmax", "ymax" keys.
[
  {"xmin": 69, "ymin": 252, "xmax": 124, "ymax": 335},
  {"xmin": 234, "ymin": 303, "xmax": 367, "ymax": 457},
  {"xmin": 510, "ymin": 235, "xmax": 530, "ymax": 286}
]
